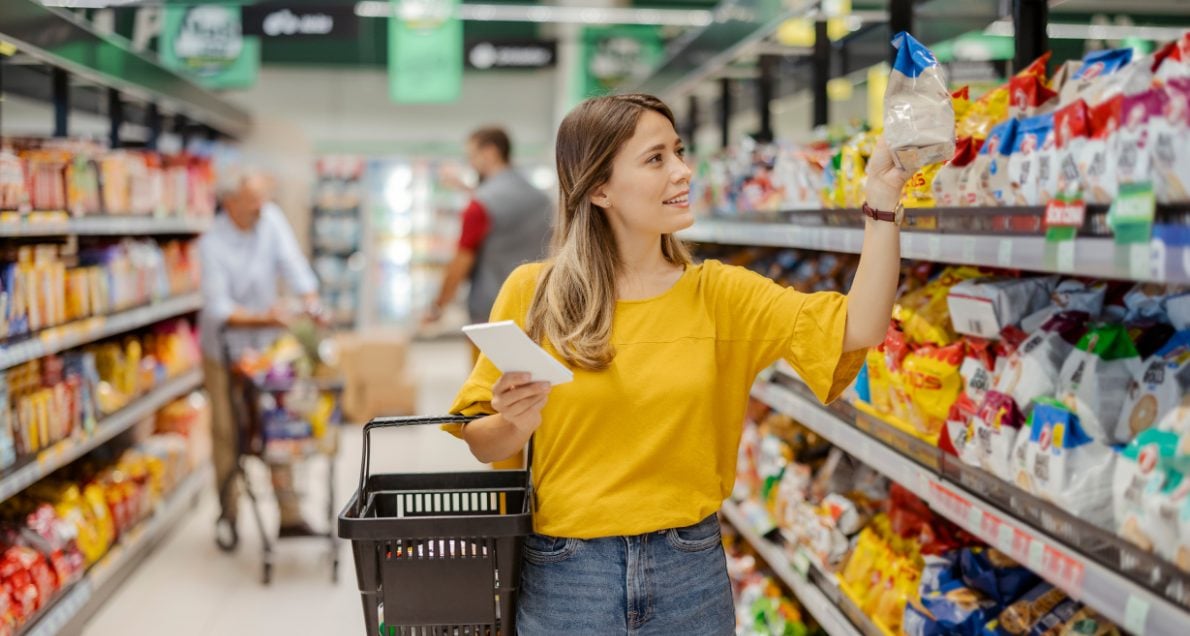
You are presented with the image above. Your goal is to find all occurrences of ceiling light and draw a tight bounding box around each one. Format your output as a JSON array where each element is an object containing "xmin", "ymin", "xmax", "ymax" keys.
[{"xmin": 354, "ymin": 1, "xmax": 713, "ymax": 27}]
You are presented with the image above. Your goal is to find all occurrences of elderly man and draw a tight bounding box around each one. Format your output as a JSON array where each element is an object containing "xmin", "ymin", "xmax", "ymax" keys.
[{"xmin": 199, "ymin": 172, "xmax": 323, "ymax": 549}]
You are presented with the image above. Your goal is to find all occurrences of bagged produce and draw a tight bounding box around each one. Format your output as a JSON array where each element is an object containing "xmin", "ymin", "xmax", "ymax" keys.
[
  {"xmin": 1056, "ymin": 324, "xmax": 1144, "ymax": 445},
  {"xmin": 1025, "ymin": 400, "xmax": 1115, "ymax": 528},
  {"xmin": 884, "ymin": 32, "xmax": 956, "ymax": 172}
]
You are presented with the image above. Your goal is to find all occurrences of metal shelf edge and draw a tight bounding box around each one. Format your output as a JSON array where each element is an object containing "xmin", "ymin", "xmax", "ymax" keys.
[
  {"xmin": 0, "ymin": 293, "xmax": 203, "ymax": 371},
  {"xmin": 20, "ymin": 463, "xmax": 211, "ymax": 636},
  {"xmin": 0, "ymin": 369, "xmax": 203, "ymax": 506},
  {"xmin": 0, "ymin": 217, "xmax": 211, "ymax": 238},
  {"xmin": 720, "ymin": 500, "xmax": 863, "ymax": 636},
  {"xmin": 750, "ymin": 381, "xmax": 1190, "ymax": 636}
]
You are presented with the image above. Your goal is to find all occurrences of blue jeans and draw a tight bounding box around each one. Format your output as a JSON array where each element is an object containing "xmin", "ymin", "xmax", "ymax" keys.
[{"xmin": 516, "ymin": 513, "xmax": 735, "ymax": 635}]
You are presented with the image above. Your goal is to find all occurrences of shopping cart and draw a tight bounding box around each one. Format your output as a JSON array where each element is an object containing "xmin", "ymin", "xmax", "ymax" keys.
[
  {"xmin": 216, "ymin": 326, "xmax": 343, "ymax": 585},
  {"xmin": 339, "ymin": 416, "xmax": 533, "ymax": 636}
]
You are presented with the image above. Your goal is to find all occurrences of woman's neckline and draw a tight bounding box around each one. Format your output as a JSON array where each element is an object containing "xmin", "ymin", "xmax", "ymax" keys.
[{"xmin": 616, "ymin": 264, "xmax": 693, "ymax": 305}]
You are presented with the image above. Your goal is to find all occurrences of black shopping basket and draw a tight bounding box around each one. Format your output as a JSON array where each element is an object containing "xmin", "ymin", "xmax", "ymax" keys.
[{"xmin": 338, "ymin": 415, "xmax": 533, "ymax": 636}]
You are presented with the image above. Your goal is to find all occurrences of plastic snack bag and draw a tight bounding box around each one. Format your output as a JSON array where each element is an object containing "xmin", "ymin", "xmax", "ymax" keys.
[
  {"xmin": 1082, "ymin": 96, "xmax": 1124, "ymax": 204},
  {"xmin": 1026, "ymin": 400, "xmax": 1116, "ymax": 528},
  {"xmin": 1115, "ymin": 89, "xmax": 1168, "ymax": 190},
  {"xmin": 1020, "ymin": 281, "xmax": 1107, "ymax": 334},
  {"xmin": 948, "ymin": 276, "xmax": 1058, "ymax": 340},
  {"xmin": 1056, "ymin": 324, "xmax": 1144, "ymax": 445},
  {"xmin": 1118, "ymin": 330, "xmax": 1190, "ymax": 440},
  {"xmin": 1007, "ymin": 114, "xmax": 1056, "ymax": 206},
  {"xmin": 969, "ymin": 119, "xmax": 1019, "ymax": 206},
  {"xmin": 1058, "ymin": 606, "xmax": 1120, "ymax": 636},
  {"xmin": 933, "ymin": 137, "xmax": 983, "ymax": 207},
  {"xmin": 1054, "ymin": 100, "xmax": 1092, "ymax": 200},
  {"xmin": 1151, "ymin": 77, "xmax": 1190, "ymax": 204},
  {"xmin": 903, "ymin": 342, "xmax": 965, "ymax": 441},
  {"xmin": 1058, "ymin": 48, "xmax": 1134, "ymax": 105},
  {"xmin": 1112, "ymin": 428, "xmax": 1180, "ymax": 551},
  {"xmin": 970, "ymin": 391, "xmax": 1028, "ymax": 482},
  {"xmin": 959, "ymin": 547, "xmax": 1039, "ymax": 607},
  {"xmin": 1009, "ymin": 74, "xmax": 1059, "ymax": 119},
  {"xmin": 884, "ymin": 32, "xmax": 956, "ymax": 173},
  {"xmin": 994, "ymin": 311, "xmax": 1091, "ymax": 416}
]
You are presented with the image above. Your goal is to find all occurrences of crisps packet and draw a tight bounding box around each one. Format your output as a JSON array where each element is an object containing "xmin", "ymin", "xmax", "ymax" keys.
[
  {"xmin": 1050, "ymin": 60, "xmax": 1083, "ymax": 97},
  {"xmin": 1008, "ymin": 114, "xmax": 1056, "ymax": 205},
  {"xmin": 1151, "ymin": 77, "xmax": 1190, "ymax": 203},
  {"xmin": 1026, "ymin": 400, "xmax": 1116, "ymax": 528},
  {"xmin": 995, "ymin": 311, "xmax": 1091, "ymax": 416},
  {"xmin": 971, "ymin": 119, "xmax": 1019, "ymax": 206},
  {"xmin": 1054, "ymin": 100, "xmax": 1092, "ymax": 199},
  {"xmin": 959, "ymin": 547, "xmax": 1039, "ymax": 606},
  {"xmin": 904, "ymin": 163, "xmax": 943, "ymax": 208},
  {"xmin": 953, "ymin": 87, "xmax": 973, "ymax": 122},
  {"xmin": 1155, "ymin": 33, "xmax": 1190, "ymax": 83},
  {"xmin": 885, "ymin": 32, "xmax": 956, "ymax": 172},
  {"xmin": 1009, "ymin": 74, "xmax": 1059, "ymax": 119},
  {"xmin": 970, "ymin": 391, "xmax": 1028, "ymax": 482},
  {"xmin": 960, "ymin": 88, "xmax": 1012, "ymax": 141},
  {"xmin": 1058, "ymin": 606, "xmax": 1121, "ymax": 636},
  {"xmin": 1057, "ymin": 324, "xmax": 1145, "ymax": 445},
  {"xmin": 1082, "ymin": 96, "xmax": 1124, "ymax": 204},
  {"xmin": 932, "ymin": 137, "xmax": 982, "ymax": 207},
  {"xmin": 1058, "ymin": 48, "xmax": 1134, "ymax": 105},
  {"xmin": 1112, "ymin": 428, "xmax": 1180, "ymax": 551},
  {"xmin": 948, "ymin": 276, "xmax": 1058, "ymax": 340},
  {"xmin": 903, "ymin": 342, "xmax": 965, "ymax": 441},
  {"xmin": 1114, "ymin": 89, "xmax": 1168, "ymax": 191},
  {"xmin": 1020, "ymin": 280, "xmax": 1107, "ymax": 335}
]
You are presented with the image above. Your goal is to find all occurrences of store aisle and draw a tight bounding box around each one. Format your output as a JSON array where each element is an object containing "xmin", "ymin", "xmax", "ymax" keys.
[{"xmin": 84, "ymin": 339, "xmax": 478, "ymax": 636}]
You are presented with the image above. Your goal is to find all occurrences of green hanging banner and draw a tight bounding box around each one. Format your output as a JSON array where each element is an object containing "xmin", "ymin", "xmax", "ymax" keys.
[
  {"xmin": 160, "ymin": 5, "xmax": 260, "ymax": 89},
  {"xmin": 577, "ymin": 25, "xmax": 664, "ymax": 104},
  {"xmin": 388, "ymin": 0, "xmax": 463, "ymax": 104}
]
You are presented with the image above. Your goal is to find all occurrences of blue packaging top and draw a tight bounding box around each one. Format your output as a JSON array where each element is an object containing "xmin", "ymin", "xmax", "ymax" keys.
[
  {"xmin": 1073, "ymin": 47, "xmax": 1133, "ymax": 80},
  {"xmin": 979, "ymin": 118, "xmax": 1020, "ymax": 157},
  {"xmin": 891, "ymin": 31, "xmax": 940, "ymax": 79},
  {"xmin": 1010, "ymin": 113, "xmax": 1055, "ymax": 155}
]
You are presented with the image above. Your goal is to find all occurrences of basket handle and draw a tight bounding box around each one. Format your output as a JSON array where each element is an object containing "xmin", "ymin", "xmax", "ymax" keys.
[{"xmin": 356, "ymin": 415, "xmax": 479, "ymax": 515}]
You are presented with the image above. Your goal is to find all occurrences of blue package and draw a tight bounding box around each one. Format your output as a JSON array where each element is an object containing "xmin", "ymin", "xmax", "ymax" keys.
[
  {"xmin": 1074, "ymin": 48, "xmax": 1134, "ymax": 80},
  {"xmin": 855, "ymin": 361, "xmax": 871, "ymax": 404},
  {"xmin": 959, "ymin": 547, "xmax": 1040, "ymax": 607},
  {"xmin": 892, "ymin": 31, "xmax": 941, "ymax": 78},
  {"xmin": 919, "ymin": 553, "xmax": 1001, "ymax": 636},
  {"xmin": 981, "ymin": 119, "xmax": 1020, "ymax": 157}
]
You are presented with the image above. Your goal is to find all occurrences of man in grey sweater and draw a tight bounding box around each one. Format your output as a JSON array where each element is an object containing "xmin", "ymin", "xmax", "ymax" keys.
[{"xmin": 425, "ymin": 127, "xmax": 553, "ymax": 326}]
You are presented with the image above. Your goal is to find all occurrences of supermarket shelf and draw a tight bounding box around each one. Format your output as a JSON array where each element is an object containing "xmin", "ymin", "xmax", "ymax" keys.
[
  {"xmin": 0, "ymin": 216, "xmax": 211, "ymax": 238},
  {"xmin": 750, "ymin": 380, "xmax": 1190, "ymax": 636},
  {"xmin": 680, "ymin": 218, "xmax": 1189, "ymax": 284},
  {"xmin": 0, "ymin": 292, "xmax": 202, "ymax": 371},
  {"xmin": 20, "ymin": 463, "xmax": 211, "ymax": 636},
  {"xmin": 0, "ymin": 1, "xmax": 251, "ymax": 137},
  {"xmin": 0, "ymin": 369, "xmax": 203, "ymax": 506},
  {"xmin": 720, "ymin": 500, "xmax": 864, "ymax": 636}
]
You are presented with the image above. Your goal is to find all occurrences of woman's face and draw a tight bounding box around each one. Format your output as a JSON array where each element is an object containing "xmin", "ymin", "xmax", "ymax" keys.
[{"xmin": 592, "ymin": 110, "xmax": 693, "ymax": 236}]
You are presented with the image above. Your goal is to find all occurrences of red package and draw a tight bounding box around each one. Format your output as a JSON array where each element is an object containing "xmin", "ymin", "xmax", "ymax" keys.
[
  {"xmin": 1018, "ymin": 51, "xmax": 1053, "ymax": 81},
  {"xmin": 1084, "ymin": 95, "xmax": 1124, "ymax": 203},
  {"xmin": 1055, "ymin": 100, "xmax": 1091, "ymax": 148},
  {"xmin": 1010, "ymin": 74, "xmax": 1059, "ymax": 118},
  {"xmin": 953, "ymin": 86, "xmax": 971, "ymax": 101},
  {"xmin": 1054, "ymin": 100, "xmax": 1091, "ymax": 198}
]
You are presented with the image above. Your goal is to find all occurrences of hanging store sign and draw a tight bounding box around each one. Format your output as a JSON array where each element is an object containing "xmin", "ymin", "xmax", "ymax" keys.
[
  {"xmin": 465, "ymin": 40, "xmax": 556, "ymax": 70},
  {"xmin": 241, "ymin": 4, "xmax": 359, "ymax": 39},
  {"xmin": 160, "ymin": 5, "xmax": 259, "ymax": 89},
  {"xmin": 388, "ymin": 0, "xmax": 463, "ymax": 104}
]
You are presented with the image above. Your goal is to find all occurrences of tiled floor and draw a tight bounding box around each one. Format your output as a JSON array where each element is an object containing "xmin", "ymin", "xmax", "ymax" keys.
[{"xmin": 84, "ymin": 339, "xmax": 478, "ymax": 636}]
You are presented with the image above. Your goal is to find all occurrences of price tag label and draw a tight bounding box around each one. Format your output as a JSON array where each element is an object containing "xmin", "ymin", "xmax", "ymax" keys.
[
  {"xmin": 1057, "ymin": 240, "xmax": 1076, "ymax": 272},
  {"xmin": 928, "ymin": 235, "xmax": 942, "ymax": 259},
  {"xmin": 1124, "ymin": 595, "xmax": 1150, "ymax": 635},
  {"xmin": 967, "ymin": 505, "xmax": 983, "ymax": 529},
  {"xmin": 997, "ymin": 524, "xmax": 1015, "ymax": 554},
  {"xmin": 1028, "ymin": 539, "xmax": 1045, "ymax": 571},
  {"xmin": 994, "ymin": 240, "xmax": 1013, "ymax": 267},
  {"xmin": 1044, "ymin": 198, "xmax": 1087, "ymax": 228},
  {"xmin": 1130, "ymin": 243, "xmax": 1151, "ymax": 279}
]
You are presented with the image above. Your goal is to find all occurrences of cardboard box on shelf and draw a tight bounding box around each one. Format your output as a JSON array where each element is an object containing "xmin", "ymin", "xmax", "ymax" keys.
[
  {"xmin": 329, "ymin": 327, "xmax": 417, "ymax": 422},
  {"xmin": 342, "ymin": 377, "xmax": 418, "ymax": 423}
]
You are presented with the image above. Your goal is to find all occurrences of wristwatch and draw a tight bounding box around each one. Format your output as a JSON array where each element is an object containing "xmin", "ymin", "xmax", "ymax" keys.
[{"xmin": 862, "ymin": 201, "xmax": 905, "ymax": 226}]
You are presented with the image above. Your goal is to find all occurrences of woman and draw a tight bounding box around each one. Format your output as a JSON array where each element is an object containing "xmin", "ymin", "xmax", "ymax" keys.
[{"xmin": 449, "ymin": 94, "xmax": 908, "ymax": 634}]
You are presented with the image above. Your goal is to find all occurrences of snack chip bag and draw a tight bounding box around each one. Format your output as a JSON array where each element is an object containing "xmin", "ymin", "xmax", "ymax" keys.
[
  {"xmin": 1009, "ymin": 74, "xmax": 1059, "ymax": 119},
  {"xmin": 1058, "ymin": 606, "xmax": 1121, "ymax": 636},
  {"xmin": 995, "ymin": 311, "xmax": 1091, "ymax": 416},
  {"xmin": 960, "ymin": 87, "xmax": 1012, "ymax": 141},
  {"xmin": 1058, "ymin": 48, "xmax": 1134, "ymax": 105},
  {"xmin": 1007, "ymin": 114, "xmax": 1056, "ymax": 206},
  {"xmin": 867, "ymin": 346, "xmax": 894, "ymax": 414},
  {"xmin": 1056, "ymin": 324, "xmax": 1144, "ymax": 445},
  {"xmin": 1050, "ymin": 60, "xmax": 1083, "ymax": 97},
  {"xmin": 953, "ymin": 87, "xmax": 973, "ymax": 122},
  {"xmin": 1155, "ymin": 33, "xmax": 1190, "ymax": 83},
  {"xmin": 933, "ymin": 137, "xmax": 984, "ymax": 207},
  {"xmin": 970, "ymin": 391, "xmax": 1028, "ymax": 482},
  {"xmin": 1151, "ymin": 77, "xmax": 1190, "ymax": 204},
  {"xmin": 898, "ymin": 267, "xmax": 985, "ymax": 346},
  {"xmin": 1112, "ymin": 428, "xmax": 1180, "ymax": 551},
  {"xmin": 1053, "ymin": 100, "xmax": 1092, "ymax": 199},
  {"xmin": 959, "ymin": 547, "xmax": 1039, "ymax": 607},
  {"xmin": 916, "ymin": 553, "xmax": 1000, "ymax": 636},
  {"xmin": 1081, "ymin": 96, "xmax": 1124, "ymax": 204},
  {"xmin": 971, "ymin": 119, "xmax": 1019, "ymax": 206},
  {"xmin": 903, "ymin": 342, "xmax": 965, "ymax": 441},
  {"xmin": 1020, "ymin": 280, "xmax": 1107, "ymax": 334},
  {"xmin": 884, "ymin": 32, "xmax": 956, "ymax": 172},
  {"xmin": 948, "ymin": 276, "xmax": 1058, "ymax": 340},
  {"xmin": 1025, "ymin": 400, "xmax": 1116, "ymax": 528},
  {"xmin": 1084, "ymin": 53, "xmax": 1159, "ymax": 107},
  {"xmin": 1115, "ymin": 89, "xmax": 1169, "ymax": 190},
  {"xmin": 1118, "ymin": 330, "xmax": 1190, "ymax": 440},
  {"xmin": 839, "ymin": 141, "xmax": 868, "ymax": 208},
  {"xmin": 904, "ymin": 163, "xmax": 943, "ymax": 208}
]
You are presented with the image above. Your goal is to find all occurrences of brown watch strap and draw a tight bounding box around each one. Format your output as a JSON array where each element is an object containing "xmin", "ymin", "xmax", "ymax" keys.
[{"xmin": 862, "ymin": 201, "xmax": 897, "ymax": 223}]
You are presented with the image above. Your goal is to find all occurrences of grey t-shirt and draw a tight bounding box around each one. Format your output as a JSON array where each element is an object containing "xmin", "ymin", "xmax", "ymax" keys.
[{"xmin": 469, "ymin": 169, "xmax": 553, "ymax": 322}]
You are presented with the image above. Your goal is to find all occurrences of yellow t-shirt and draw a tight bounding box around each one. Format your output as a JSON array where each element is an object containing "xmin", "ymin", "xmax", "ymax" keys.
[{"xmin": 448, "ymin": 259, "xmax": 865, "ymax": 539}]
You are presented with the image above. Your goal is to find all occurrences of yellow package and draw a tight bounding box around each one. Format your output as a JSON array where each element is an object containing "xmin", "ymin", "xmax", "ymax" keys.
[
  {"xmin": 902, "ymin": 342, "xmax": 965, "ymax": 442},
  {"xmin": 83, "ymin": 482, "xmax": 116, "ymax": 552},
  {"xmin": 896, "ymin": 267, "xmax": 984, "ymax": 347},
  {"xmin": 840, "ymin": 526, "xmax": 884, "ymax": 595},
  {"xmin": 873, "ymin": 558, "xmax": 922, "ymax": 634},
  {"xmin": 902, "ymin": 163, "xmax": 942, "ymax": 208},
  {"xmin": 952, "ymin": 87, "xmax": 973, "ymax": 123},
  {"xmin": 865, "ymin": 350, "xmax": 893, "ymax": 414},
  {"xmin": 839, "ymin": 143, "xmax": 867, "ymax": 208},
  {"xmin": 958, "ymin": 86, "xmax": 1010, "ymax": 141}
]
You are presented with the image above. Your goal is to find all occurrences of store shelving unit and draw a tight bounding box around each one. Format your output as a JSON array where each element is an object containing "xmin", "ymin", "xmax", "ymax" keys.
[
  {"xmin": 311, "ymin": 157, "xmax": 365, "ymax": 330},
  {"xmin": 749, "ymin": 376, "xmax": 1190, "ymax": 636},
  {"xmin": 0, "ymin": 369, "xmax": 202, "ymax": 505},
  {"xmin": 0, "ymin": 216, "xmax": 212, "ymax": 239},
  {"xmin": 18, "ymin": 463, "xmax": 210, "ymax": 636},
  {"xmin": 681, "ymin": 206, "xmax": 1190, "ymax": 284},
  {"xmin": 720, "ymin": 500, "xmax": 874, "ymax": 636},
  {"xmin": 0, "ymin": 292, "xmax": 203, "ymax": 371}
]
